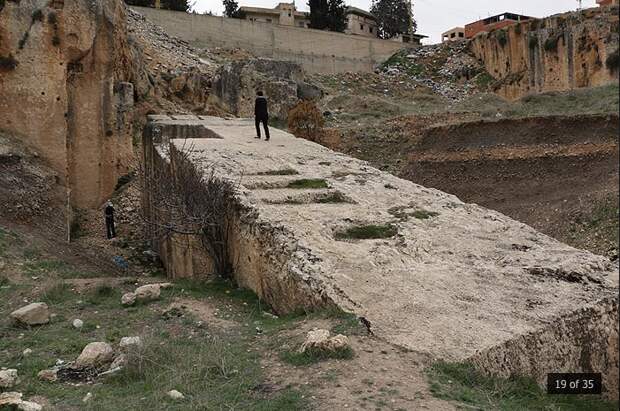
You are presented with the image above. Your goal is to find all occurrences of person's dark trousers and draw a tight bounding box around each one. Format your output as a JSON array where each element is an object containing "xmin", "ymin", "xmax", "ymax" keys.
[
  {"xmin": 255, "ymin": 116, "xmax": 270, "ymax": 140},
  {"xmin": 106, "ymin": 216, "xmax": 116, "ymax": 239}
]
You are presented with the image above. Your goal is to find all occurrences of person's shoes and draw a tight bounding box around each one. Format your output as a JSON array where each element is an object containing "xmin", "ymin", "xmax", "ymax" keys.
[
  {"xmin": 265, "ymin": 138, "xmax": 270, "ymax": 141},
  {"xmin": 255, "ymin": 136, "xmax": 261, "ymax": 139}
]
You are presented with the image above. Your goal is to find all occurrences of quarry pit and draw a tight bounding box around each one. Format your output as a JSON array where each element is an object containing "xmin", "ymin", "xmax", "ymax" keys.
[{"xmin": 143, "ymin": 115, "xmax": 619, "ymax": 398}]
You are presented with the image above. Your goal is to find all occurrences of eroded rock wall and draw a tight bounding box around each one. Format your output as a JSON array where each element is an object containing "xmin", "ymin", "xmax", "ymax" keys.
[
  {"xmin": 0, "ymin": 0, "xmax": 149, "ymax": 212},
  {"xmin": 470, "ymin": 6, "xmax": 619, "ymax": 99}
]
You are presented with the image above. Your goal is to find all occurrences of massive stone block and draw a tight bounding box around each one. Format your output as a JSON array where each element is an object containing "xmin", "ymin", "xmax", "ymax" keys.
[{"xmin": 142, "ymin": 115, "xmax": 619, "ymax": 398}]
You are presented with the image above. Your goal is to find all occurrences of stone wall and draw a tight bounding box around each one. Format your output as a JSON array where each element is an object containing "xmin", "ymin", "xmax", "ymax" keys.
[
  {"xmin": 470, "ymin": 6, "xmax": 619, "ymax": 99},
  {"xmin": 0, "ymin": 0, "xmax": 147, "ymax": 217},
  {"xmin": 131, "ymin": 6, "xmax": 405, "ymax": 74}
]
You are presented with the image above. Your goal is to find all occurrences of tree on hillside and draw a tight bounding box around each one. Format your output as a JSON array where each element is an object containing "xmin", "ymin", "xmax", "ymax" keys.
[
  {"xmin": 222, "ymin": 0, "xmax": 245, "ymax": 18},
  {"xmin": 308, "ymin": 0, "xmax": 329, "ymax": 30},
  {"xmin": 326, "ymin": 0, "xmax": 347, "ymax": 32},
  {"xmin": 370, "ymin": 0, "xmax": 417, "ymax": 39}
]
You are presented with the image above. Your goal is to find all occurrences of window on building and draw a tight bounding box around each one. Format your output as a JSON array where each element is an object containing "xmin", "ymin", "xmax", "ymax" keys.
[
  {"xmin": 451, "ymin": 32, "xmax": 456, "ymax": 38},
  {"xmin": 370, "ymin": 27, "xmax": 373, "ymax": 33},
  {"xmin": 459, "ymin": 32, "xmax": 464, "ymax": 37},
  {"xmin": 360, "ymin": 24, "xmax": 364, "ymax": 30},
  {"xmin": 298, "ymin": 22, "xmax": 304, "ymax": 27},
  {"xmin": 288, "ymin": 12, "xmax": 291, "ymax": 17},
  {"xmin": 266, "ymin": 18, "xmax": 272, "ymax": 22}
]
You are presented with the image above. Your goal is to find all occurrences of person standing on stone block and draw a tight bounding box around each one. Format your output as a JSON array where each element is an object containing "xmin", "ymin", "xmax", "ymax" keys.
[
  {"xmin": 105, "ymin": 201, "xmax": 116, "ymax": 239},
  {"xmin": 254, "ymin": 90, "xmax": 270, "ymax": 141}
]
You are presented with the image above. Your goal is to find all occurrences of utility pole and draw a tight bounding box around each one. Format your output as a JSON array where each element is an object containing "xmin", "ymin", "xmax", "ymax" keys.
[{"xmin": 577, "ymin": 0, "xmax": 583, "ymax": 10}]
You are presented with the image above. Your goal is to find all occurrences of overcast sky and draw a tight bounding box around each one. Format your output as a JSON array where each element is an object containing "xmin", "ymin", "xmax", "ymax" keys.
[{"xmin": 195, "ymin": 0, "xmax": 598, "ymax": 43}]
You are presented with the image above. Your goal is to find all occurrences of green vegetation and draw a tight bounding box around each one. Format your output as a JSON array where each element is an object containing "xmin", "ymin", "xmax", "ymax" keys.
[
  {"xmin": 475, "ymin": 72, "xmax": 495, "ymax": 90},
  {"xmin": 529, "ymin": 35, "xmax": 538, "ymax": 50},
  {"xmin": 544, "ymin": 34, "xmax": 562, "ymax": 51},
  {"xmin": 31, "ymin": 9, "xmax": 43, "ymax": 22},
  {"xmin": 281, "ymin": 345, "xmax": 354, "ymax": 366},
  {"xmin": 335, "ymin": 223, "xmax": 398, "ymax": 240},
  {"xmin": 428, "ymin": 361, "xmax": 618, "ymax": 410},
  {"xmin": 411, "ymin": 210, "xmax": 439, "ymax": 220},
  {"xmin": 496, "ymin": 29, "xmax": 508, "ymax": 47},
  {"xmin": 287, "ymin": 178, "xmax": 329, "ymax": 189},
  {"xmin": 0, "ymin": 54, "xmax": 18, "ymax": 71},
  {"xmin": 316, "ymin": 191, "xmax": 350, "ymax": 204},
  {"xmin": 388, "ymin": 206, "xmax": 439, "ymax": 221},
  {"xmin": 606, "ymin": 49, "xmax": 620, "ymax": 72},
  {"xmin": 256, "ymin": 168, "xmax": 299, "ymax": 176}
]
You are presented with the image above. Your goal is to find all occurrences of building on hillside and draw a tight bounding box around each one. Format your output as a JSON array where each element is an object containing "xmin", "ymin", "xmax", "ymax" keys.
[
  {"xmin": 442, "ymin": 27, "xmax": 465, "ymax": 42},
  {"xmin": 345, "ymin": 6, "xmax": 378, "ymax": 37},
  {"xmin": 239, "ymin": 2, "xmax": 310, "ymax": 28},
  {"xmin": 390, "ymin": 33, "xmax": 428, "ymax": 45},
  {"xmin": 465, "ymin": 12, "xmax": 534, "ymax": 38},
  {"xmin": 597, "ymin": 0, "xmax": 619, "ymax": 6}
]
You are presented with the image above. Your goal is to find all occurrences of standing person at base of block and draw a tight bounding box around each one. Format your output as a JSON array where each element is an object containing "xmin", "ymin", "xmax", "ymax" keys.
[
  {"xmin": 254, "ymin": 90, "xmax": 270, "ymax": 141},
  {"xmin": 104, "ymin": 201, "xmax": 116, "ymax": 239}
]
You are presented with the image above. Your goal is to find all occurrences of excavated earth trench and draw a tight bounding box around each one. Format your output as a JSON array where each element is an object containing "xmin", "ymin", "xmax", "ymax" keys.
[
  {"xmin": 401, "ymin": 114, "xmax": 620, "ymax": 257},
  {"xmin": 142, "ymin": 115, "xmax": 619, "ymax": 399}
]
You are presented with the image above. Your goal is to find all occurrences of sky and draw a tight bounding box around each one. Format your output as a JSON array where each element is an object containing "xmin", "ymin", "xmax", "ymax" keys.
[{"xmin": 194, "ymin": 0, "xmax": 599, "ymax": 44}]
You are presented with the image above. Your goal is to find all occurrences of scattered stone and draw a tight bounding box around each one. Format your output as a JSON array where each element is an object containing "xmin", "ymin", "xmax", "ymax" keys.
[
  {"xmin": 134, "ymin": 284, "xmax": 160, "ymax": 302},
  {"xmin": 0, "ymin": 392, "xmax": 42, "ymax": 411},
  {"xmin": 0, "ymin": 368, "xmax": 18, "ymax": 388},
  {"xmin": 121, "ymin": 292, "xmax": 136, "ymax": 306},
  {"xmin": 167, "ymin": 390, "xmax": 185, "ymax": 400},
  {"xmin": 22, "ymin": 348, "xmax": 33, "ymax": 357},
  {"xmin": 158, "ymin": 282, "xmax": 173, "ymax": 289},
  {"xmin": 75, "ymin": 342, "xmax": 114, "ymax": 369},
  {"xmin": 82, "ymin": 392, "xmax": 93, "ymax": 403},
  {"xmin": 119, "ymin": 336, "xmax": 142, "ymax": 349},
  {"xmin": 37, "ymin": 369, "xmax": 58, "ymax": 382},
  {"xmin": 299, "ymin": 329, "xmax": 350, "ymax": 353},
  {"xmin": 10, "ymin": 302, "xmax": 50, "ymax": 326},
  {"xmin": 72, "ymin": 319, "xmax": 84, "ymax": 329},
  {"xmin": 109, "ymin": 354, "xmax": 127, "ymax": 370}
]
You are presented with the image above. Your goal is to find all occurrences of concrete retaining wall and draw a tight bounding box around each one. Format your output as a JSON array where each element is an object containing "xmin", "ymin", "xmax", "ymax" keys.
[{"xmin": 131, "ymin": 7, "xmax": 405, "ymax": 74}]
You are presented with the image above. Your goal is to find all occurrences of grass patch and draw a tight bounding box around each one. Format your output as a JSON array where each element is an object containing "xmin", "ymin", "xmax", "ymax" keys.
[
  {"xmin": 31, "ymin": 9, "xmax": 43, "ymax": 22},
  {"xmin": 41, "ymin": 282, "xmax": 74, "ymax": 305},
  {"xmin": 496, "ymin": 29, "xmax": 508, "ymax": 47},
  {"xmin": 286, "ymin": 178, "xmax": 328, "ymax": 189},
  {"xmin": 475, "ymin": 72, "xmax": 495, "ymax": 90},
  {"xmin": 411, "ymin": 210, "xmax": 439, "ymax": 220},
  {"xmin": 281, "ymin": 345, "xmax": 354, "ymax": 366},
  {"xmin": 428, "ymin": 361, "xmax": 618, "ymax": 410},
  {"xmin": 256, "ymin": 168, "xmax": 299, "ymax": 176},
  {"xmin": 335, "ymin": 223, "xmax": 398, "ymax": 240},
  {"xmin": 316, "ymin": 191, "xmax": 350, "ymax": 204}
]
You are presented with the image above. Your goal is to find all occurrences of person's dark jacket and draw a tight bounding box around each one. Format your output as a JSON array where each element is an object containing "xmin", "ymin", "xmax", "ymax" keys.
[
  {"xmin": 105, "ymin": 205, "xmax": 114, "ymax": 219},
  {"xmin": 255, "ymin": 96, "xmax": 269, "ymax": 119}
]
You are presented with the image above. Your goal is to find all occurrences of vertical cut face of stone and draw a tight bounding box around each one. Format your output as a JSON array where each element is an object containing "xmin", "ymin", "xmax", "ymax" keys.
[{"xmin": 143, "ymin": 116, "xmax": 619, "ymax": 398}]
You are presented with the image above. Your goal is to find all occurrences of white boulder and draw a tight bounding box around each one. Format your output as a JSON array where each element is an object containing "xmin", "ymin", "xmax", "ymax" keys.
[
  {"xmin": 134, "ymin": 284, "xmax": 160, "ymax": 302},
  {"xmin": 121, "ymin": 292, "xmax": 136, "ymax": 306},
  {"xmin": 75, "ymin": 342, "xmax": 114, "ymax": 369},
  {"xmin": 10, "ymin": 302, "xmax": 50, "ymax": 326},
  {"xmin": 0, "ymin": 368, "xmax": 18, "ymax": 388}
]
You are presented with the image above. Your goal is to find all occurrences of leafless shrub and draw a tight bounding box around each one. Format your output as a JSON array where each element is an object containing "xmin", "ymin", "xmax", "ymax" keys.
[{"xmin": 142, "ymin": 141, "xmax": 239, "ymax": 279}]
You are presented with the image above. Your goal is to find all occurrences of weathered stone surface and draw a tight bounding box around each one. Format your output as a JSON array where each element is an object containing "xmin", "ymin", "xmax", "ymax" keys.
[
  {"xmin": 37, "ymin": 369, "xmax": 58, "ymax": 383},
  {"xmin": 143, "ymin": 116, "xmax": 619, "ymax": 398},
  {"xmin": 121, "ymin": 292, "xmax": 137, "ymax": 306},
  {"xmin": 10, "ymin": 302, "xmax": 50, "ymax": 326},
  {"xmin": 0, "ymin": 0, "xmax": 149, "ymax": 212},
  {"xmin": 0, "ymin": 368, "xmax": 18, "ymax": 388},
  {"xmin": 300, "ymin": 329, "xmax": 349, "ymax": 353},
  {"xmin": 119, "ymin": 336, "xmax": 142, "ymax": 349},
  {"xmin": 109, "ymin": 354, "xmax": 127, "ymax": 370},
  {"xmin": 72, "ymin": 319, "xmax": 84, "ymax": 329},
  {"xmin": 134, "ymin": 284, "xmax": 160, "ymax": 302},
  {"xmin": 470, "ymin": 6, "xmax": 619, "ymax": 100},
  {"xmin": 209, "ymin": 59, "xmax": 304, "ymax": 120},
  {"xmin": 75, "ymin": 342, "xmax": 114, "ymax": 369},
  {"xmin": 0, "ymin": 392, "xmax": 42, "ymax": 411}
]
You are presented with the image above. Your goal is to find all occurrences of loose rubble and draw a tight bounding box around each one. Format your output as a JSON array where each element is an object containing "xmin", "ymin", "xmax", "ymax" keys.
[
  {"xmin": 300, "ymin": 329, "xmax": 350, "ymax": 354},
  {"xmin": 0, "ymin": 392, "xmax": 43, "ymax": 411},
  {"xmin": 0, "ymin": 368, "xmax": 18, "ymax": 388},
  {"xmin": 75, "ymin": 342, "xmax": 115, "ymax": 369},
  {"xmin": 167, "ymin": 390, "xmax": 185, "ymax": 400}
]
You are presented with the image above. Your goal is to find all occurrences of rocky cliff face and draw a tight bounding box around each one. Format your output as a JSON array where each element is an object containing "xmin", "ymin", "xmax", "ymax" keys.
[
  {"xmin": 470, "ymin": 6, "xmax": 619, "ymax": 100},
  {"xmin": 0, "ymin": 0, "xmax": 150, "ymax": 212}
]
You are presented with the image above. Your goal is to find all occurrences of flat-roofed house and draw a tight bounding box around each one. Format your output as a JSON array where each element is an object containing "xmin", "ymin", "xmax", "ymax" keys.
[
  {"xmin": 442, "ymin": 27, "xmax": 465, "ymax": 42},
  {"xmin": 345, "ymin": 6, "xmax": 379, "ymax": 38},
  {"xmin": 465, "ymin": 12, "xmax": 534, "ymax": 38},
  {"xmin": 239, "ymin": 2, "xmax": 310, "ymax": 28},
  {"xmin": 597, "ymin": 0, "xmax": 619, "ymax": 6}
]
